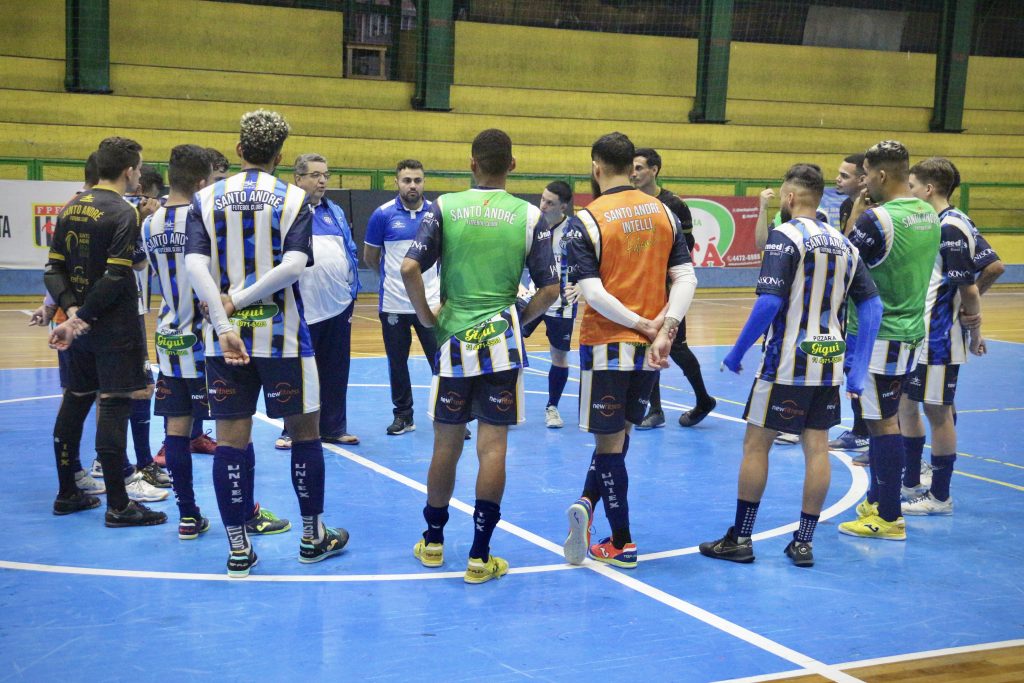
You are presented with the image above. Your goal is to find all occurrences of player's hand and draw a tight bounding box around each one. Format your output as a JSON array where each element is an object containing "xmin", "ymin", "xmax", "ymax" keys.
[
  {"xmin": 633, "ymin": 317, "xmax": 660, "ymax": 342},
  {"xmin": 71, "ymin": 316, "xmax": 91, "ymax": 336},
  {"xmin": 853, "ymin": 188, "xmax": 874, "ymax": 211},
  {"xmin": 959, "ymin": 309, "xmax": 981, "ymax": 329},
  {"xmin": 758, "ymin": 188, "xmax": 775, "ymax": 210},
  {"xmin": 218, "ymin": 331, "xmax": 250, "ymax": 366},
  {"xmin": 221, "ymin": 293, "xmax": 236, "ymax": 319},
  {"xmin": 48, "ymin": 319, "xmax": 78, "ymax": 350},
  {"xmin": 138, "ymin": 197, "xmax": 161, "ymax": 220},
  {"xmin": 563, "ymin": 283, "xmax": 580, "ymax": 305},
  {"xmin": 28, "ymin": 305, "xmax": 55, "ymax": 326},
  {"xmin": 970, "ymin": 331, "xmax": 986, "ymax": 356},
  {"xmin": 647, "ymin": 330, "xmax": 673, "ymax": 369},
  {"xmin": 721, "ymin": 348, "xmax": 743, "ymax": 374}
]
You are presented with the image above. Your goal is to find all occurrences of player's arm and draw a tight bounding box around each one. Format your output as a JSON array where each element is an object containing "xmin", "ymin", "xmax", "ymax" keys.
[
  {"xmin": 847, "ymin": 208, "xmax": 887, "ymax": 267},
  {"xmin": 73, "ymin": 206, "xmax": 139, "ymax": 326},
  {"xmin": 43, "ymin": 221, "xmax": 78, "ymax": 316},
  {"xmin": 665, "ymin": 195, "xmax": 695, "ymax": 252},
  {"xmin": 972, "ymin": 231, "xmax": 1004, "ymax": 296},
  {"xmin": 754, "ymin": 188, "xmax": 775, "ymax": 251},
  {"xmin": 846, "ymin": 189, "xmax": 874, "ymax": 237},
  {"xmin": 976, "ymin": 259, "xmax": 1004, "ymax": 296},
  {"xmin": 401, "ymin": 203, "xmax": 443, "ymax": 329},
  {"xmin": 843, "ymin": 259, "xmax": 882, "ymax": 398},
  {"xmin": 520, "ymin": 215, "xmax": 559, "ymax": 325},
  {"xmin": 650, "ymin": 215, "xmax": 698, "ymax": 367},
  {"xmin": 363, "ymin": 207, "xmax": 384, "ymax": 271},
  {"xmin": 943, "ymin": 225, "xmax": 985, "ymax": 355},
  {"xmin": 227, "ymin": 206, "xmax": 314, "ymax": 314}
]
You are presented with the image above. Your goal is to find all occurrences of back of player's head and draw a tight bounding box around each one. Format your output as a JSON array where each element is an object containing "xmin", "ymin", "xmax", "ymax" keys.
[
  {"xmin": 634, "ymin": 147, "xmax": 663, "ymax": 175},
  {"xmin": 783, "ymin": 163, "xmax": 825, "ymax": 201},
  {"xmin": 139, "ymin": 164, "xmax": 165, "ymax": 197},
  {"xmin": 592, "ymin": 133, "xmax": 635, "ymax": 174},
  {"xmin": 168, "ymin": 144, "xmax": 213, "ymax": 195},
  {"xmin": 843, "ymin": 153, "xmax": 866, "ymax": 174},
  {"xmin": 204, "ymin": 147, "xmax": 230, "ymax": 174},
  {"xmin": 471, "ymin": 129, "xmax": 513, "ymax": 177},
  {"xmin": 545, "ymin": 180, "xmax": 572, "ymax": 205},
  {"xmin": 84, "ymin": 152, "xmax": 100, "ymax": 187},
  {"xmin": 239, "ymin": 109, "xmax": 290, "ymax": 165},
  {"xmin": 95, "ymin": 136, "xmax": 142, "ymax": 181},
  {"xmin": 294, "ymin": 153, "xmax": 327, "ymax": 175},
  {"xmin": 910, "ymin": 157, "xmax": 961, "ymax": 199},
  {"xmin": 396, "ymin": 159, "xmax": 424, "ymax": 175},
  {"xmin": 864, "ymin": 140, "xmax": 909, "ymax": 181}
]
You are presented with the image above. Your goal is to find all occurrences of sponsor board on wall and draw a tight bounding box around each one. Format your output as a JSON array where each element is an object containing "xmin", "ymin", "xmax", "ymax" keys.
[{"xmin": 0, "ymin": 181, "xmax": 84, "ymax": 269}]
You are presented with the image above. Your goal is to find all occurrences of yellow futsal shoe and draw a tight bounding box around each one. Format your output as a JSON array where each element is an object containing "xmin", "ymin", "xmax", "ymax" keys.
[
  {"xmin": 413, "ymin": 539, "xmax": 444, "ymax": 568},
  {"xmin": 464, "ymin": 555, "xmax": 509, "ymax": 584},
  {"xmin": 855, "ymin": 498, "xmax": 878, "ymax": 519},
  {"xmin": 838, "ymin": 514, "xmax": 907, "ymax": 541}
]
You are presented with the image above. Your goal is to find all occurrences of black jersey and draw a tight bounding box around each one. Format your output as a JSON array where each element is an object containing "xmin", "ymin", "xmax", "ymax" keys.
[
  {"xmin": 44, "ymin": 185, "xmax": 144, "ymax": 344},
  {"xmin": 658, "ymin": 187, "xmax": 694, "ymax": 250},
  {"xmin": 839, "ymin": 196, "xmax": 854, "ymax": 233}
]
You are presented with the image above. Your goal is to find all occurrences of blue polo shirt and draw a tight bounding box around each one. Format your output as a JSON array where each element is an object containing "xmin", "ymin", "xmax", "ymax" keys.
[{"xmin": 365, "ymin": 196, "xmax": 440, "ymax": 313}]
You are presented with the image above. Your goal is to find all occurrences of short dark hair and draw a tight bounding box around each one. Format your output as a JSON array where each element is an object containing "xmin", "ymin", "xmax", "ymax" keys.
[
  {"xmin": 84, "ymin": 152, "xmax": 99, "ymax": 187},
  {"xmin": 545, "ymin": 180, "xmax": 572, "ymax": 205},
  {"xmin": 865, "ymin": 140, "xmax": 910, "ymax": 182},
  {"xmin": 471, "ymin": 129, "xmax": 513, "ymax": 177},
  {"xmin": 843, "ymin": 153, "xmax": 866, "ymax": 174},
  {"xmin": 95, "ymin": 136, "xmax": 142, "ymax": 181},
  {"xmin": 139, "ymin": 164, "xmax": 165, "ymax": 197},
  {"xmin": 168, "ymin": 144, "xmax": 213, "ymax": 194},
  {"xmin": 238, "ymin": 109, "xmax": 290, "ymax": 165},
  {"xmin": 396, "ymin": 159, "xmax": 424, "ymax": 175},
  {"xmin": 204, "ymin": 147, "xmax": 230, "ymax": 173},
  {"xmin": 634, "ymin": 147, "xmax": 663, "ymax": 176},
  {"xmin": 592, "ymin": 132, "xmax": 635, "ymax": 174},
  {"xmin": 910, "ymin": 157, "xmax": 961, "ymax": 198},
  {"xmin": 783, "ymin": 163, "xmax": 825, "ymax": 199}
]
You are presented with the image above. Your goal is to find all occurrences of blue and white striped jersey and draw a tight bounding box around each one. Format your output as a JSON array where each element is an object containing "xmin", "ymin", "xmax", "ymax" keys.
[
  {"xmin": 545, "ymin": 215, "xmax": 581, "ymax": 319},
  {"xmin": 365, "ymin": 196, "xmax": 439, "ymax": 313},
  {"xmin": 755, "ymin": 217, "xmax": 877, "ymax": 386},
  {"xmin": 185, "ymin": 169, "xmax": 314, "ymax": 359},
  {"xmin": 920, "ymin": 207, "xmax": 978, "ymax": 366},
  {"xmin": 143, "ymin": 205, "xmax": 203, "ymax": 378}
]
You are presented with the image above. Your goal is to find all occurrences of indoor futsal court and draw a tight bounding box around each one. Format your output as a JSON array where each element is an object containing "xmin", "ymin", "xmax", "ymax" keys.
[{"xmin": 1, "ymin": 293, "xmax": 1022, "ymax": 682}]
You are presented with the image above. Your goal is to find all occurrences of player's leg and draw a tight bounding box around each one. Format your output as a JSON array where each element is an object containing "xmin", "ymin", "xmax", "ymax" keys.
[
  {"xmin": 544, "ymin": 316, "xmax": 572, "ymax": 428},
  {"xmin": 311, "ymin": 304, "xmax": 357, "ymax": 444},
  {"xmin": 898, "ymin": 368, "xmax": 928, "ymax": 496},
  {"xmin": 904, "ymin": 365, "xmax": 958, "ymax": 515},
  {"xmin": 829, "ymin": 333, "xmax": 870, "ymax": 457},
  {"xmin": 52, "ymin": 389, "xmax": 100, "ymax": 514},
  {"xmin": 381, "ymin": 311, "xmax": 415, "ymax": 434},
  {"xmin": 155, "ymin": 373, "xmax": 205, "ymax": 538},
  {"xmin": 673, "ymin": 318, "xmax": 717, "ymax": 427}
]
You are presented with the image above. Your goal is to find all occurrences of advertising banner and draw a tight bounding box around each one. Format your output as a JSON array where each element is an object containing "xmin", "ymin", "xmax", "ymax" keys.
[
  {"xmin": 0, "ymin": 181, "xmax": 83, "ymax": 269},
  {"xmin": 683, "ymin": 196, "xmax": 761, "ymax": 268}
]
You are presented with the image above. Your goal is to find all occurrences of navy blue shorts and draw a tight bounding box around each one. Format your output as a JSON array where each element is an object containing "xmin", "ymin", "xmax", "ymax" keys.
[
  {"xmin": 579, "ymin": 369, "xmax": 658, "ymax": 434},
  {"xmin": 428, "ymin": 369, "xmax": 523, "ymax": 426},
  {"xmin": 743, "ymin": 379, "xmax": 841, "ymax": 435},
  {"xmin": 205, "ymin": 356, "xmax": 320, "ymax": 420},
  {"xmin": 905, "ymin": 363, "xmax": 959, "ymax": 406},
  {"xmin": 154, "ymin": 373, "xmax": 210, "ymax": 418},
  {"xmin": 521, "ymin": 314, "xmax": 575, "ymax": 352}
]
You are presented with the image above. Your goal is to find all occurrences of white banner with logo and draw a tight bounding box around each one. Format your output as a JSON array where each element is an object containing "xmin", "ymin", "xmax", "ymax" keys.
[{"xmin": 0, "ymin": 180, "xmax": 84, "ymax": 269}]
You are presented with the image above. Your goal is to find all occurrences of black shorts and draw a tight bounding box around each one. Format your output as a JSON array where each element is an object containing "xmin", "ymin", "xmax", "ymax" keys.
[
  {"xmin": 579, "ymin": 369, "xmax": 658, "ymax": 434},
  {"xmin": 154, "ymin": 373, "xmax": 210, "ymax": 418},
  {"xmin": 428, "ymin": 369, "xmax": 523, "ymax": 426},
  {"xmin": 743, "ymin": 379, "xmax": 841, "ymax": 435},
  {"xmin": 905, "ymin": 363, "xmax": 959, "ymax": 406},
  {"xmin": 205, "ymin": 356, "xmax": 320, "ymax": 420},
  {"xmin": 521, "ymin": 314, "xmax": 575, "ymax": 352},
  {"xmin": 64, "ymin": 334, "xmax": 149, "ymax": 395},
  {"xmin": 859, "ymin": 372, "xmax": 907, "ymax": 420}
]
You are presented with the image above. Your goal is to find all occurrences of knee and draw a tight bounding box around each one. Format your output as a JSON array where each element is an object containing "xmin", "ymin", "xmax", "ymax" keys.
[
  {"xmin": 923, "ymin": 403, "xmax": 952, "ymax": 425},
  {"xmin": 550, "ymin": 349, "xmax": 568, "ymax": 367}
]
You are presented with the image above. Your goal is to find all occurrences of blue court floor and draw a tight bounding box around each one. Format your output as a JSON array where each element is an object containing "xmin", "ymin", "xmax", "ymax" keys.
[{"xmin": 1, "ymin": 342, "xmax": 1022, "ymax": 682}]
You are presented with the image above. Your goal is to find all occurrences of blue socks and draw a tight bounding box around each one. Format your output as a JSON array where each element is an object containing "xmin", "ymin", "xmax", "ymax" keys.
[
  {"xmin": 190, "ymin": 419, "xmax": 204, "ymax": 440},
  {"xmin": 164, "ymin": 435, "xmax": 198, "ymax": 519},
  {"xmin": 734, "ymin": 499, "xmax": 760, "ymax": 539},
  {"xmin": 596, "ymin": 452, "xmax": 630, "ymax": 548},
  {"xmin": 423, "ymin": 504, "xmax": 449, "ymax": 544},
  {"xmin": 872, "ymin": 434, "xmax": 905, "ymax": 522},
  {"xmin": 290, "ymin": 439, "xmax": 325, "ymax": 517},
  {"xmin": 548, "ymin": 365, "xmax": 569, "ymax": 408},
  {"xmin": 469, "ymin": 499, "xmax": 501, "ymax": 561},
  {"xmin": 795, "ymin": 511, "xmax": 819, "ymax": 543},
  {"xmin": 213, "ymin": 445, "xmax": 248, "ymax": 527},
  {"xmin": 243, "ymin": 442, "xmax": 256, "ymax": 519},
  {"xmin": 130, "ymin": 398, "xmax": 153, "ymax": 469},
  {"xmin": 930, "ymin": 454, "xmax": 957, "ymax": 501},
  {"xmin": 902, "ymin": 436, "xmax": 926, "ymax": 487}
]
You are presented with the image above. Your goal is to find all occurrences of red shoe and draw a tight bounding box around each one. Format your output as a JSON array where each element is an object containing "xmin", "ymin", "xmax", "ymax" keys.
[
  {"xmin": 190, "ymin": 430, "xmax": 217, "ymax": 455},
  {"xmin": 154, "ymin": 443, "xmax": 166, "ymax": 467},
  {"xmin": 588, "ymin": 537, "xmax": 638, "ymax": 568}
]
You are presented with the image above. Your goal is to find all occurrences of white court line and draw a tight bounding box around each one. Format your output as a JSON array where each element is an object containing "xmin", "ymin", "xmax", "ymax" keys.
[
  {"xmin": 0, "ymin": 394, "xmax": 62, "ymax": 404},
  {"xmin": 715, "ymin": 638, "xmax": 1024, "ymax": 683}
]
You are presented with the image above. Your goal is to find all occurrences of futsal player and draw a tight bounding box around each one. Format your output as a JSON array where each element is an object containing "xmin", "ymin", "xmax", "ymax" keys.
[
  {"xmin": 185, "ymin": 110, "xmax": 348, "ymax": 576},
  {"xmin": 897, "ymin": 157, "xmax": 985, "ymax": 515},
  {"xmin": 837, "ymin": 141, "xmax": 941, "ymax": 541},
  {"xmin": 518, "ymin": 180, "xmax": 582, "ymax": 429},
  {"xmin": 699, "ymin": 164, "xmax": 881, "ymax": 567},
  {"xmin": 563, "ymin": 132, "xmax": 697, "ymax": 569},
  {"xmin": 630, "ymin": 148, "xmax": 715, "ymax": 429},
  {"xmin": 46, "ymin": 136, "xmax": 167, "ymax": 528},
  {"xmin": 402, "ymin": 129, "xmax": 559, "ymax": 583}
]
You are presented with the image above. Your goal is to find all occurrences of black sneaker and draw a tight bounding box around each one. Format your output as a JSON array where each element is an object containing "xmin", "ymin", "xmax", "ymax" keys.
[
  {"xmin": 699, "ymin": 527, "xmax": 755, "ymax": 563},
  {"xmin": 53, "ymin": 491, "xmax": 101, "ymax": 516},
  {"xmin": 386, "ymin": 416, "xmax": 415, "ymax": 435},
  {"xmin": 784, "ymin": 539, "xmax": 814, "ymax": 567},
  {"xmin": 227, "ymin": 547, "xmax": 259, "ymax": 578},
  {"xmin": 299, "ymin": 526, "xmax": 350, "ymax": 564},
  {"xmin": 679, "ymin": 398, "xmax": 717, "ymax": 427},
  {"xmin": 637, "ymin": 410, "xmax": 665, "ymax": 430},
  {"xmin": 139, "ymin": 461, "xmax": 172, "ymax": 488},
  {"xmin": 104, "ymin": 501, "xmax": 168, "ymax": 528}
]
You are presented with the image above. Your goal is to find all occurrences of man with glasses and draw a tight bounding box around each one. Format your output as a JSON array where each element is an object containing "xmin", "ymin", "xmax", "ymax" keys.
[{"xmin": 275, "ymin": 154, "xmax": 361, "ymax": 450}]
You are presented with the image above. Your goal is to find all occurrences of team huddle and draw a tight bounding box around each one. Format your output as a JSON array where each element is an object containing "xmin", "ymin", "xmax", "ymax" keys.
[{"xmin": 39, "ymin": 110, "xmax": 1002, "ymax": 579}]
